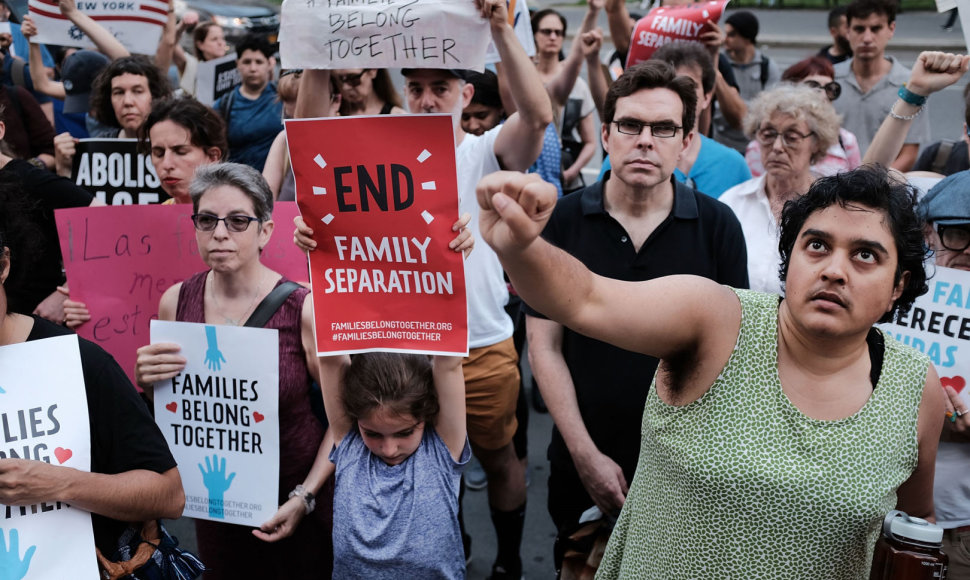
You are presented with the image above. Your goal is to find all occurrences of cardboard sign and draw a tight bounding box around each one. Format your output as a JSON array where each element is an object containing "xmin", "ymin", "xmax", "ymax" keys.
[
  {"xmin": 195, "ymin": 53, "xmax": 241, "ymax": 107},
  {"xmin": 70, "ymin": 139, "xmax": 170, "ymax": 205},
  {"xmin": 880, "ymin": 266, "xmax": 970, "ymax": 406},
  {"xmin": 28, "ymin": 0, "xmax": 166, "ymax": 55},
  {"xmin": 286, "ymin": 115, "xmax": 468, "ymax": 356},
  {"xmin": 484, "ymin": 0, "xmax": 535, "ymax": 64},
  {"xmin": 279, "ymin": 0, "xmax": 490, "ymax": 71},
  {"xmin": 627, "ymin": 0, "xmax": 730, "ymax": 66},
  {"xmin": 151, "ymin": 321, "xmax": 280, "ymax": 527},
  {"xmin": 0, "ymin": 335, "xmax": 100, "ymax": 579},
  {"xmin": 55, "ymin": 202, "xmax": 309, "ymax": 386}
]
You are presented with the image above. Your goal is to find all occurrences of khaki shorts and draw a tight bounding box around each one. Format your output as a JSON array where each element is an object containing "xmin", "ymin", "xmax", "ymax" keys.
[{"xmin": 463, "ymin": 337, "xmax": 520, "ymax": 450}]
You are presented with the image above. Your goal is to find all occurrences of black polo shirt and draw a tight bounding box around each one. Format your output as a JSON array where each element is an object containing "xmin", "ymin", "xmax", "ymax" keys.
[{"xmin": 523, "ymin": 173, "xmax": 749, "ymax": 480}]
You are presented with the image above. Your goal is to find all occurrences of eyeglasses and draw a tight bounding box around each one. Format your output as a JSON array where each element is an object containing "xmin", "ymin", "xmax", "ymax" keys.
[
  {"xmin": 612, "ymin": 119, "xmax": 682, "ymax": 138},
  {"xmin": 336, "ymin": 70, "xmax": 368, "ymax": 87},
  {"xmin": 938, "ymin": 224, "xmax": 970, "ymax": 252},
  {"xmin": 756, "ymin": 127, "xmax": 815, "ymax": 149},
  {"xmin": 537, "ymin": 28, "xmax": 564, "ymax": 37},
  {"xmin": 191, "ymin": 213, "xmax": 261, "ymax": 233},
  {"xmin": 803, "ymin": 80, "xmax": 842, "ymax": 101}
]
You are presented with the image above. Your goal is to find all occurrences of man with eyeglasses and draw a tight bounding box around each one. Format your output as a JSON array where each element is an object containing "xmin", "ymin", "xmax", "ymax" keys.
[{"xmin": 525, "ymin": 61, "xmax": 747, "ymax": 569}]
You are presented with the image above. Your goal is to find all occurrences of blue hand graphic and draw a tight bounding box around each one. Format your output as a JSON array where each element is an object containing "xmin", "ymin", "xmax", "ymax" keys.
[
  {"xmin": 198, "ymin": 454, "xmax": 235, "ymax": 519},
  {"xmin": 0, "ymin": 386, "xmax": 5, "ymax": 394},
  {"xmin": 0, "ymin": 529, "xmax": 36, "ymax": 580},
  {"xmin": 203, "ymin": 326, "xmax": 226, "ymax": 372}
]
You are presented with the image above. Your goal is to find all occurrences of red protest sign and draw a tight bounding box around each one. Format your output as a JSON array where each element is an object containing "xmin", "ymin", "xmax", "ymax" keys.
[
  {"xmin": 55, "ymin": 202, "xmax": 308, "ymax": 385},
  {"xmin": 286, "ymin": 115, "xmax": 468, "ymax": 356},
  {"xmin": 627, "ymin": 0, "xmax": 730, "ymax": 67}
]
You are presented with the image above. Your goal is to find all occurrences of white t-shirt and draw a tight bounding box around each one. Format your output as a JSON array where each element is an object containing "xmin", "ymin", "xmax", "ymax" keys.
[
  {"xmin": 720, "ymin": 175, "xmax": 783, "ymax": 295},
  {"xmin": 456, "ymin": 127, "xmax": 514, "ymax": 348}
]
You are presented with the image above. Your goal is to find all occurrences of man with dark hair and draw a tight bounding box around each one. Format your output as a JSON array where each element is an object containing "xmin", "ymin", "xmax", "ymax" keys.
[
  {"xmin": 820, "ymin": 6, "xmax": 853, "ymax": 65},
  {"xmin": 526, "ymin": 61, "xmax": 747, "ymax": 566},
  {"xmin": 651, "ymin": 42, "xmax": 751, "ymax": 197},
  {"xmin": 213, "ymin": 34, "xmax": 280, "ymax": 172},
  {"xmin": 714, "ymin": 10, "xmax": 779, "ymax": 151},
  {"xmin": 480, "ymin": 162, "xmax": 941, "ymax": 579},
  {"xmin": 833, "ymin": 0, "xmax": 929, "ymax": 170}
]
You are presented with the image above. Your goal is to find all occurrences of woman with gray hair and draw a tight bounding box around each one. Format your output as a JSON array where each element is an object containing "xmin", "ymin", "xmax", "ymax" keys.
[
  {"xmin": 720, "ymin": 83, "xmax": 841, "ymax": 294},
  {"xmin": 134, "ymin": 162, "xmax": 335, "ymax": 579}
]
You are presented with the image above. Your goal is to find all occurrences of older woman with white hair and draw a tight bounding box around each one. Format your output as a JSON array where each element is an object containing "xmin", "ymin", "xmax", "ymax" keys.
[{"xmin": 720, "ymin": 83, "xmax": 841, "ymax": 293}]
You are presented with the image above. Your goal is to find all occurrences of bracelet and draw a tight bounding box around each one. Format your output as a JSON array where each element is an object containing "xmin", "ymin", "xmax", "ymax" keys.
[
  {"xmin": 897, "ymin": 85, "xmax": 927, "ymax": 106},
  {"xmin": 888, "ymin": 100, "xmax": 923, "ymax": 121},
  {"xmin": 288, "ymin": 484, "xmax": 316, "ymax": 515}
]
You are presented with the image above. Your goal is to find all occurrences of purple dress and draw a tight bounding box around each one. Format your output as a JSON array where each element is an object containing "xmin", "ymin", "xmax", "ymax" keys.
[{"xmin": 177, "ymin": 270, "xmax": 333, "ymax": 579}]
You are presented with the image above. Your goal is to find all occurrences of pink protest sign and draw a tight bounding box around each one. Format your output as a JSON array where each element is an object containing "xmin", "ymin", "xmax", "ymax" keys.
[
  {"xmin": 627, "ymin": 0, "xmax": 730, "ymax": 66},
  {"xmin": 55, "ymin": 202, "xmax": 307, "ymax": 385}
]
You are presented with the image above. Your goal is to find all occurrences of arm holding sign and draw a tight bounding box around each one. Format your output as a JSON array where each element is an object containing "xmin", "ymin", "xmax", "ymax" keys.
[
  {"xmin": 700, "ymin": 20, "xmax": 746, "ymax": 133},
  {"xmin": 134, "ymin": 283, "xmax": 187, "ymax": 397},
  {"xmin": 482, "ymin": 0, "xmax": 554, "ymax": 172},
  {"xmin": 57, "ymin": 0, "xmax": 130, "ymax": 60},
  {"xmin": 22, "ymin": 16, "xmax": 63, "ymax": 100}
]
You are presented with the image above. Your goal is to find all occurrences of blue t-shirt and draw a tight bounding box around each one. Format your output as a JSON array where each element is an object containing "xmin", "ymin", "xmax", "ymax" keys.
[
  {"xmin": 214, "ymin": 83, "xmax": 282, "ymax": 172},
  {"xmin": 331, "ymin": 426, "xmax": 470, "ymax": 579},
  {"xmin": 672, "ymin": 134, "xmax": 751, "ymax": 198},
  {"xmin": 598, "ymin": 134, "xmax": 751, "ymax": 198}
]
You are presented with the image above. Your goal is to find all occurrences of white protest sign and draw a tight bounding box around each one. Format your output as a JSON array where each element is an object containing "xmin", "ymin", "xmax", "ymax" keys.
[
  {"xmin": 280, "ymin": 0, "xmax": 490, "ymax": 71},
  {"xmin": 28, "ymin": 0, "xmax": 166, "ymax": 55},
  {"xmin": 151, "ymin": 320, "xmax": 280, "ymax": 527},
  {"xmin": 880, "ymin": 266, "xmax": 970, "ymax": 405},
  {"xmin": 195, "ymin": 53, "xmax": 241, "ymax": 107},
  {"xmin": 484, "ymin": 0, "xmax": 534, "ymax": 64},
  {"xmin": 0, "ymin": 334, "xmax": 99, "ymax": 579}
]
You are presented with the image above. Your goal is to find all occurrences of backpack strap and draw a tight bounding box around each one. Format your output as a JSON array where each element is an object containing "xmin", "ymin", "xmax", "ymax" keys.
[
  {"xmin": 759, "ymin": 56, "xmax": 770, "ymax": 90},
  {"xmin": 244, "ymin": 281, "xmax": 302, "ymax": 328},
  {"xmin": 218, "ymin": 88, "xmax": 236, "ymax": 128},
  {"xmin": 931, "ymin": 140, "xmax": 955, "ymax": 175}
]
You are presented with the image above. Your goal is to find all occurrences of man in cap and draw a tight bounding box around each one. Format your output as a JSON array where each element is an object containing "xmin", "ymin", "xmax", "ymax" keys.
[{"xmin": 921, "ymin": 173, "xmax": 970, "ymax": 272}]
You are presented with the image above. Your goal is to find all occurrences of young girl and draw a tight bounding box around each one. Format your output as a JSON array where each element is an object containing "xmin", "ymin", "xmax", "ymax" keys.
[{"xmin": 320, "ymin": 351, "xmax": 469, "ymax": 578}]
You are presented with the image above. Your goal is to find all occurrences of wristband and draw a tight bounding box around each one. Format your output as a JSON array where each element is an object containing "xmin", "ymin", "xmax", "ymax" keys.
[
  {"xmin": 288, "ymin": 484, "xmax": 316, "ymax": 514},
  {"xmin": 897, "ymin": 85, "xmax": 927, "ymax": 107}
]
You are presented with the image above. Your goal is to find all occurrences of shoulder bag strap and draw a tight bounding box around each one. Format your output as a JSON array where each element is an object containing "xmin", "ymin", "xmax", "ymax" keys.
[{"xmin": 244, "ymin": 281, "xmax": 302, "ymax": 328}]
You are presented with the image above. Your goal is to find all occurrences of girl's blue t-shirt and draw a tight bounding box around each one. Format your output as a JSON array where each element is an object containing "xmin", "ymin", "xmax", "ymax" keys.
[{"xmin": 331, "ymin": 425, "xmax": 470, "ymax": 579}]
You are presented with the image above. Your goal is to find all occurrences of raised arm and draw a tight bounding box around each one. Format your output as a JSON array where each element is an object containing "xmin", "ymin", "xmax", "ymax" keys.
[
  {"xmin": 432, "ymin": 355, "xmax": 466, "ymax": 462},
  {"xmin": 294, "ymin": 69, "xmax": 333, "ymax": 119},
  {"xmin": 154, "ymin": 6, "xmax": 178, "ymax": 75},
  {"xmin": 545, "ymin": 2, "xmax": 601, "ymax": 107},
  {"xmin": 477, "ymin": 171, "xmax": 736, "ymax": 359},
  {"xmin": 59, "ymin": 0, "xmax": 129, "ymax": 60},
  {"xmin": 583, "ymin": 29, "xmax": 608, "ymax": 116},
  {"xmin": 701, "ymin": 20, "xmax": 746, "ymax": 132},
  {"xmin": 604, "ymin": 0, "xmax": 635, "ymax": 59},
  {"xmin": 483, "ymin": 0, "xmax": 554, "ymax": 171},
  {"xmin": 22, "ymin": 16, "xmax": 64, "ymax": 99},
  {"xmin": 863, "ymin": 52, "xmax": 969, "ymax": 167}
]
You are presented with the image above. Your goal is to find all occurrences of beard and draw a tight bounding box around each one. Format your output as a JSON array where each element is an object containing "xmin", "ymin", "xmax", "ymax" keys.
[{"xmin": 835, "ymin": 34, "xmax": 853, "ymax": 55}]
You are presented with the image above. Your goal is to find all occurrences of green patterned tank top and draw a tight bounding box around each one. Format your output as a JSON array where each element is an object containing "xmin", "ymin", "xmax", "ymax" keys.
[{"xmin": 596, "ymin": 289, "xmax": 929, "ymax": 579}]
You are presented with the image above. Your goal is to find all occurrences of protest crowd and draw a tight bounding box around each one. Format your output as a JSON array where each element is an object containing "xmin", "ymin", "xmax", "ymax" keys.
[{"xmin": 3, "ymin": 0, "xmax": 970, "ymax": 577}]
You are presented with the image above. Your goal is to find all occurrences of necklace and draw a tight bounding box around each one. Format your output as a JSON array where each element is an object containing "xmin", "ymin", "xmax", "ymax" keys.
[{"xmin": 209, "ymin": 270, "xmax": 263, "ymax": 326}]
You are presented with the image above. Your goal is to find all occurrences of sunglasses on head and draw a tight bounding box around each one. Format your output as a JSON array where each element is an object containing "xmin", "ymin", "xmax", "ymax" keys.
[{"xmin": 802, "ymin": 80, "xmax": 842, "ymax": 101}]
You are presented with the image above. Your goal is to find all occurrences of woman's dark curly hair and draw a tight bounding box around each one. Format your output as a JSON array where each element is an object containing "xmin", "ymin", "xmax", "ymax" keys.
[
  {"xmin": 778, "ymin": 164, "xmax": 928, "ymax": 323},
  {"xmin": 0, "ymin": 172, "xmax": 45, "ymax": 314},
  {"xmin": 342, "ymin": 352, "xmax": 439, "ymax": 426},
  {"xmin": 90, "ymin": 55, "xmax": 172, "ymax": 127}
]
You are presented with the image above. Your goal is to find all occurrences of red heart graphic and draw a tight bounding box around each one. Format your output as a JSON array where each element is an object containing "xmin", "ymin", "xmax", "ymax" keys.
[
  {"xmin": 253, "ymin": 412, "xmax": 265, "ymax": 423},
  {"xmin": 165, "ymin": 402, "xmax": 177, "ymax": 413},
  {"xmin": 54, "ymin": 447, "xmax": 72, "ymax": 464},
  {"xmin": 942, "ymin": 376, "xmax": 966, "ymax": 393}
]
